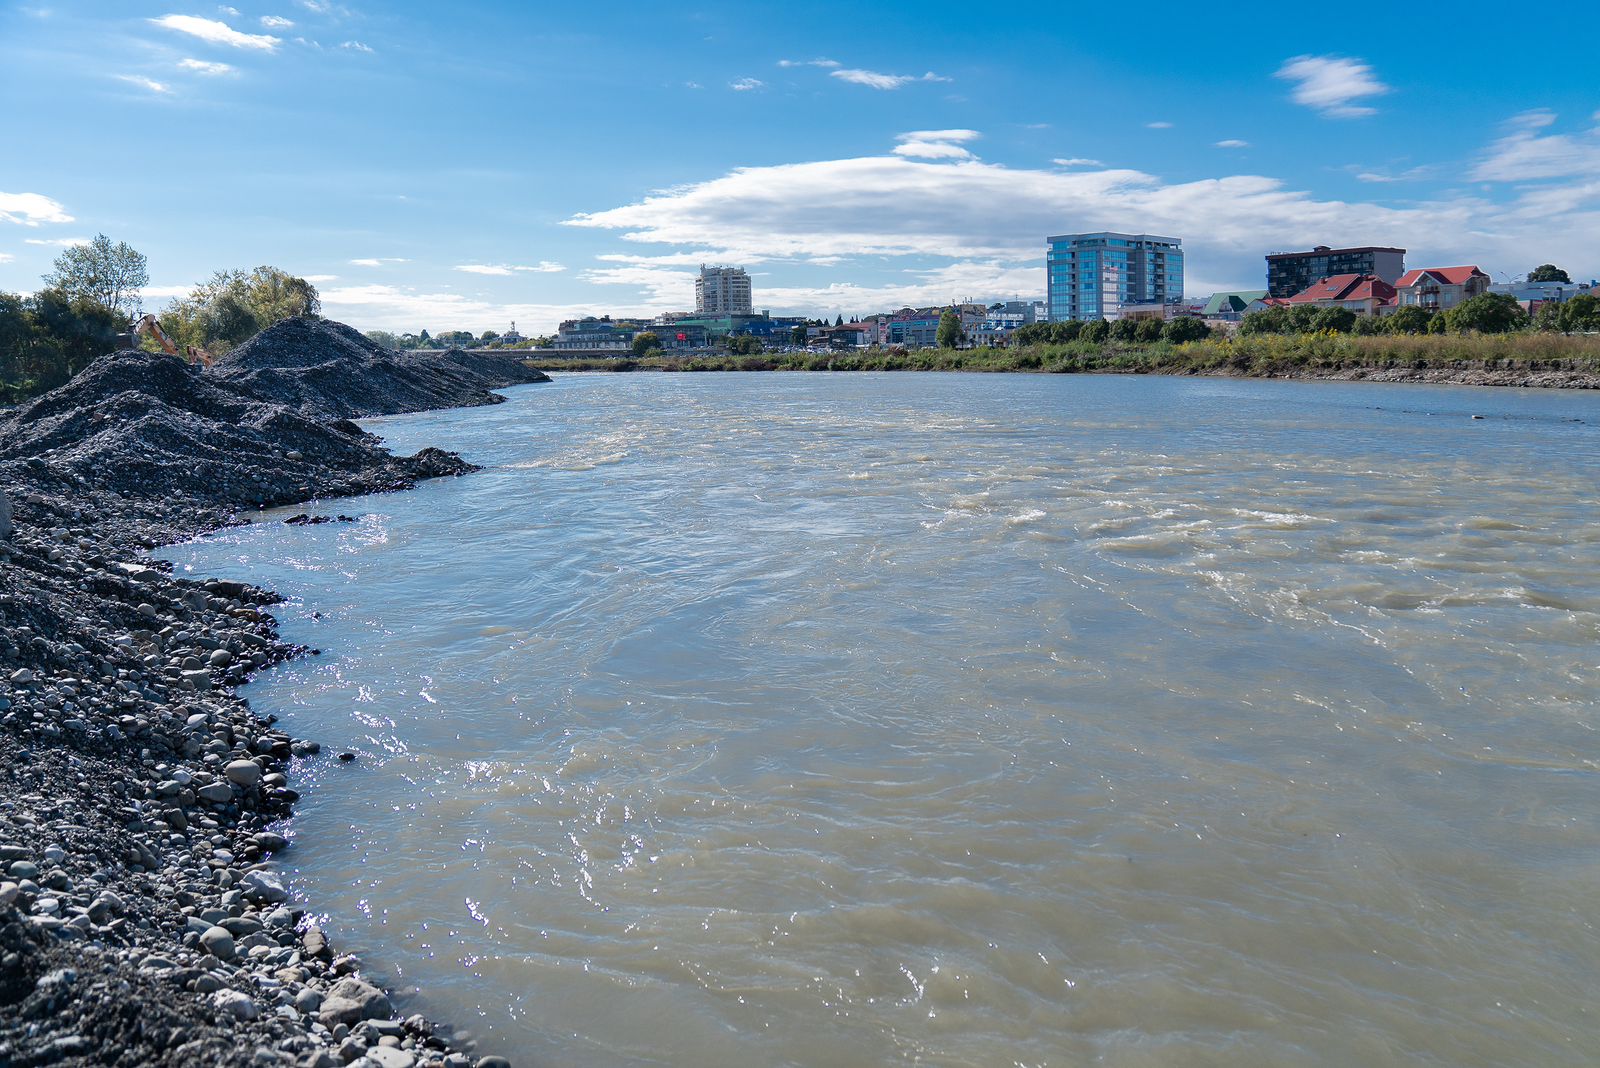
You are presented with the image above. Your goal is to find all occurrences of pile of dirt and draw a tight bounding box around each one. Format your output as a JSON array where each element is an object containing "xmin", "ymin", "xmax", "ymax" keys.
[{"xmin": 212, "ymin": 318, "xmax": 549, "ymax": 419}]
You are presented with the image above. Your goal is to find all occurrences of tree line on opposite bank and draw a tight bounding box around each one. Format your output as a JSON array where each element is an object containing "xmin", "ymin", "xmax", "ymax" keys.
[{"xmin": 0, "ymin": 234, "xmax": 320, "ymax": 403}]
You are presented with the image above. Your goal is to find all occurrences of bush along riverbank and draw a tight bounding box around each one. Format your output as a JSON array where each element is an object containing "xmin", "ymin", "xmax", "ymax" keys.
[
  {"xmin": 0, "ymin": 320, "xmax": 545, "ymax": 1068},
  {"xmin": 523, "ymin": 331, "xmax": 1600, "ymax": 388}
]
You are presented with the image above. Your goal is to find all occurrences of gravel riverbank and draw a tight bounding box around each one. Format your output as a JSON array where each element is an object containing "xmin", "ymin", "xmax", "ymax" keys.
[{"xmin": 0, "ymin": 321, "xmax": 549, "ymax": 1068}]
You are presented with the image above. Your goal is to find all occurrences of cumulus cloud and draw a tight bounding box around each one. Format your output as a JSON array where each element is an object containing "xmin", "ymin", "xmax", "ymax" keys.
[
  {"xmin": 178, "ymin": 58, "xmax": 235, "ymax": 74},
  {"xmin": 318, "ymin": 283, "xmax": 615, "ymax": 334},
  {"xmin": 892, "ymin": 129, "xmax": 981, "ymax": 160},
  {"xmin": 261, "ymin": 14, "xmax": 293, "ymax": 27},
  {"xmin": 1215, "ymin": 139, "xmax": 1250, "ymax": 149},
  {"xmin": 566, "ymin": 145, "xmax": 1600, "ymax": 295},
  {"xmin": 149, "ymin": 14, "xmax": 280, "ymax": 50},
  {"xmin": 116, "ymin": 74, "xmax": 172, "ymax": 94},
  {"xmin": 1472, "ymin": 110, "xmax": 1600, "ymax": 181},
  {"xmin": 1275, "ymin": 55, "xmax": 1389, "ymax": 118},
  {"xmin": 454, "ymin": 262, "xmax": 566, "ymax": 276},
  {"xmin": 730, "ymin": 77, "xmax": 764, "ymax": 92},
  {"xmin": 830, "ymin": 68, "xmax": 949, "ymax": 90}
]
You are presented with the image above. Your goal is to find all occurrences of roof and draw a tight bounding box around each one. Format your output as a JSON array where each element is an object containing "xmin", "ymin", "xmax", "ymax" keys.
[
  {"xmin": 1285, "ymin": 274, "xmax": 1399, "ymax": 305},
  {"xmin": 1266, "ymin": 245, "xmax": 1406, "ymax": 260},
  {"xmin": 1395, "ymin": 265, "xmax": 1486, "ymax": 288},
  {"xmin": 1204, "ymin": 290, "xmax": 1269, "ymax": 314}
]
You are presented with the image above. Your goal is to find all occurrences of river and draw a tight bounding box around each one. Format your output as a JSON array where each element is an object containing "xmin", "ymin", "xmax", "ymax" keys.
[{"xmin": 162, "ymin": 372, "xmax": 1600, "ymax": 1066}]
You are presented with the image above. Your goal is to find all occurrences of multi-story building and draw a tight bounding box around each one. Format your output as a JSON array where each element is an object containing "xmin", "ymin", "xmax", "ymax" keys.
[
  {"xmin": 695, "ymin": 265, "xmax": 753, "ymax": 316},
  {"xmin": 1046, "ymin": 233, "xmax": 1184, "ymax": 322},
  {"xmin": 1392, "ymin": 266, "xmax": 1490, "ymax": 312},
  {"xmin": 1265, "ymin": 245, "xmax": 1405, "ymax": 298}
]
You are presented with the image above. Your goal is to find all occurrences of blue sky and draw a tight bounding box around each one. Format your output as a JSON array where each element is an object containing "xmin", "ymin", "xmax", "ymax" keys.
[{"xmin": 2, "ymin": 0, "xmax": 1598, "ymax": 333}]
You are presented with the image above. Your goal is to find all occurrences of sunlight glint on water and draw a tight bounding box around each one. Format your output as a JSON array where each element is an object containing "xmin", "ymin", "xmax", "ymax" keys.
[{"xmin": 164, "ymin": 373, "xmax": 1600, "ymax": 1067}]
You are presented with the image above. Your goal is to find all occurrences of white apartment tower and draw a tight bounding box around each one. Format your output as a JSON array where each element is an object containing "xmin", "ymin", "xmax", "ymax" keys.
[{"xmin": 695, "ymin": 265, "xmax": 753, "ymax": 316}]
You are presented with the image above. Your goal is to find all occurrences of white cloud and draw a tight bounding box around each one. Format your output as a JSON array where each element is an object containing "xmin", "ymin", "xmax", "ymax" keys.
[
  {"xmin": 144, "ymin": 284, "xmax": 199, "ymax": 300},
  {"xmin": 566, "ymin": 144, "xmax": 1600, "ymax": 295},
  {"xmin": 454, "ymin": 262, "xmax": 567, "ymax": 276},
  {"xmin": 116, "ymin": 74, "xmax": 172, "ymax": 94},
  {"xmin": 178, "ymin": 58, "xmax": 235, "ymax": 75},
  {"xmin": 261, "ymin": 14, "xmax": 294, "ymax": 27},
  {"xmin": 0, "ymin": 253, "xmax": 13, "ymax": 264},
  {"xmin": 730, "ymin": 77, "xmax": 764, "ymax": 92},
  {"xmin": 302, "ymin": 274, "xmax": 338, "ymax": 282},
  {"xmin": 1215, "ymin": 139, "xmax": 1250, "ymax": 149},
  {"xmin": 1146, "ymin": 121, "xmax": 1173, "ymax": 129},
  {"xmin": 898, "ymin": 129, "xmax": 980, "ymax": 144},
  {"xmin": 0, "ymin": 191, "xmax": 72, "ymax": 229},
  {"xmin": 1472, "ymin": 110, "xmax": 1600, "ymax": 182},
  {"xmin": 318, "ymin": 283, "xmax": 614, "ymax": 334},
  {"xmin": 830, "ymin": 68, "xmax": 949, "ymax": 90},
  {"xmin": 349, "ymin": 257, "xmax": 409, "ymax": 267},
  {"xmin": 1052, "ymin": 158, "xmax": 1103, "ymax": 167},
  {"xmin": 24, "ymin": 236, "xmax": 89, "ymax": 246},
  {"xmin": 893, "ymin": 141, "xmax": 975, "ymax": 160},
  {"xmin": 340, "ymin": 40, "xmax": 373, "ymax": 52},
  {"xmin": 218, "ymin": 4, "xmax": 240, "ymax": 14},
  {"xmin": 1275, "ymin": 55, "xmax": 1389, "ymax": 118},
  {"xmin": 149, "ymin": 14, "xmax": 280, "ymax": 50},
  {"xmin": 778, "ymin": 58, "xmax": 839, "ymax": 68}
]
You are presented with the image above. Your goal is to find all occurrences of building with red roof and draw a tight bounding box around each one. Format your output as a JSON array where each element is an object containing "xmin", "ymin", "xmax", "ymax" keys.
[
  {"xmin": 1393, "ymin": 266, "xmax": 1490, "ymax": 313},
  {"xmin": 1284, "ymin": 274, "xmax": 1399, "ymax": 316}
]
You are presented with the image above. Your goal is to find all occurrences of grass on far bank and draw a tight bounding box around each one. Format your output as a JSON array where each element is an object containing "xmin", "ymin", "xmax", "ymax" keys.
[{"xmin": 523, "ymin": 331, "xmax": 1600, "ymax": 377}]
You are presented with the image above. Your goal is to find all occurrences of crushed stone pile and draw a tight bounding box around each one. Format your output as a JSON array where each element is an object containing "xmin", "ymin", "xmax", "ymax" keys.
[
  {"xmin": 0, "ymin": 322, "xmax": 540, "ymax": 1067},
  {"xmin": 212, "ymin": 318, "xmax": 549, "ymax": 420}
]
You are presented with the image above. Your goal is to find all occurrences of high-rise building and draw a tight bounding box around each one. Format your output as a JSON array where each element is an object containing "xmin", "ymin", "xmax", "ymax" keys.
[
  {"xmin": 695, "ymin": 265, "xmax": 753, "ymax": 316},
  {"xmin": 1265, "ymin": 245, "xmax": 1405, "ymax": 298},
  {"xmin": 1046, "ymin": 233, "xmax": 1184, "ymax": 322}
]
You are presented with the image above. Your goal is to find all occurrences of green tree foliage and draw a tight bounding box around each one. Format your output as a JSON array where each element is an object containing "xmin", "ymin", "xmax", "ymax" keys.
[
  {"xmin": 1560, "ymin": 294, "xmax": 1600, "ymax": 332},
  {"xmin": 1310, "ymin": 307, "xmax": 1358, "ymax": 334},
  {"xmin": 1527, "ymin": 264, "xmax": 1571, "ymax": 284},
  {"xmin": 632, "ymin": 331, "xmax": 661, "ymax": 356},
  {"xmin": 936, "ymin": 310, "xmax": 962, "ymax": 349},
  {"xmin": 1386, "ymin": 306, "xmax": 1432, "ymax": 334},
  {"xmin": 1108, "ymin": 317, "xmax": 1139, "ymax": 341},
  {"xmin": 42, "ymin": 234, "xmax": 149, "ymax": 319},
  {"xmin": 480, "ymin": 330, "xmax": 500, "ymax": 342},
  {"xmin": 1049, "ymin": 320, "xmax": 1084, "ymax": 343},
  {"xmin": 0, "ymin": 288, "xmax": 124, "ymax": 399},
  {"xmin": 1427, "ymin": 311, "xmax": 1447, "ymax": 334},
  {"xmin": 1444, "ymin": 292, "xmax": 1527, "ymax": 334},
  {"xmin": 161, "ymin": 267, "xmax": 321, "ymax": 354},
  {"xmin": 728, "ymin": 334, "xmax": 763, "ymax": 355},
  {"xmin": 1079, "ymin": 319, "xmax": 1110, "ymax": 343},
  {"xmin": 364, "ymin": 330, "xmax": 400, "ymax": 350},
  {"xmin": 1160, "ymin": 317, "xmax": 1210, "ymax": 343},
  {"xmin": 791, "ymin": 325, "xmax": 808, "ymax": 346},
  {"xmin": 1133, "ymin": 317, "xmax": 1166, "ymax": 342}
]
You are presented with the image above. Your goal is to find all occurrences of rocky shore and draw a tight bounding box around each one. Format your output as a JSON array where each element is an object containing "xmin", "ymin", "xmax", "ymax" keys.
[{"xmin": 0, "ymin": 321, "xmax": 549, "ymax": 1068}]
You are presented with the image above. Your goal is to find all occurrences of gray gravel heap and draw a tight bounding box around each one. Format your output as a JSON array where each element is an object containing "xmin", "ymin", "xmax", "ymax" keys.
[
  {"xmin": 211, "ymin": 318, "xmax": 550, "ymax": 420},
  {"xmin": 0, "ymin": 327, "xmax": 537, "ymax": 1067}
]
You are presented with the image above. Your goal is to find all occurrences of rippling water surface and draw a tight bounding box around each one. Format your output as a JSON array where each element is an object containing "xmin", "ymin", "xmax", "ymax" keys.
[{"xmin": 164, "ymin": 373, "xmax": 1600, "ymax": 1066}]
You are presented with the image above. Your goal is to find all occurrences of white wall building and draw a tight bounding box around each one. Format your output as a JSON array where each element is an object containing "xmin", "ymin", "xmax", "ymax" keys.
[{"xmin": 695, "ymin": 265, "xmax": 753, "ymax": 316}]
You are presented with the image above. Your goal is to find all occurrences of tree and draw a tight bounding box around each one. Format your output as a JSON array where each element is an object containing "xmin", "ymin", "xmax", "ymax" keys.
[
  {"xmin": 1560, "ymin": 293, "xmax": 1600, "ymax": 332},
  {"xmin": 1161, "ymin": 317, "xmax": 1210, "ymax": 343},
  {"xmin": 632, "ymin": 331, "xmax": 661, "ymax": 356},
  {"xmin": 834, "ymin": 314, "xmax": 844, "ymax": 327},
  {"xmin": 1310, "ymin": 306, "xmax": 1357, "ymax": 333},
  {"xmin": 364, "ymin": 330, "xmax": 400, "ymax": 350},
  {"xmin": 936, "ymin": 310, "xmax": 962, "ymax": 349},
  {"xmin": 1134, "ymin": 317, "xmax": 1166, "ymax": 342},
  {"xmin": 161, "ymin": 267, "xmax": 321, "ymax": 354},
  {"xmin": 729, "ymin": 334, "xmax": 763, "ymax": 355},
  {"xmin": 42, "ymin": 234, "xmax": 148, "ymax": 319},
  {"xmin": 1445, "ymin": 292, "xmax": 1526, "ymax": 334},
  {"xmin": 1239, "ymin": 307, "xmax": 1287, "ymax": 335},
  {"xmin": 1386, "ymin": 306, "xmax": 1432, "ymax": 335},
  {"xmin": 1048, "ymin": 320, "xmax": 1083, "ymax": 343},
  {"xmin": 1080, "ymin": 318, "xmax": 1110, "ymax": 343},
  {"xmin": 1427, "ymin": 311, "xmax": 1447, "ymax": 334},
  {"xmin": 791, "ymin": 324, "xmax": 808, "ymax": 346},
  {"xmin": 1527, "ymin": 264, "xmax": 1571, "ymax": 284},
  {"xmin": 480, "ymin": 330, "xmax": 499, "ymax": 342},
  {"xmin": 1109, "ymin": 317, "xmax": 1140, "ymax": 341}
]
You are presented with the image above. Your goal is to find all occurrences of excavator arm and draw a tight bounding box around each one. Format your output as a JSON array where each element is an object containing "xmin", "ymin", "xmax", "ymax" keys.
[{"xmin": 132, "ymin": 314, "xmax": 213, "ymax": 367}]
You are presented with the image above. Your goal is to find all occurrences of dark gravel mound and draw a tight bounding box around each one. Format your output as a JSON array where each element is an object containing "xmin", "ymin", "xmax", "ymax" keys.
[{"xmin": 212, "ymin": 319, "xmax": 549, "ymax": 419}]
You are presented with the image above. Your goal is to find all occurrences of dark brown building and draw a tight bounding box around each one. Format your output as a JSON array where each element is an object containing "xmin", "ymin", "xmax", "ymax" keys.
[{"xmin": 1265, "ymin": 245, "xmax": 1406, "ymax": 298}]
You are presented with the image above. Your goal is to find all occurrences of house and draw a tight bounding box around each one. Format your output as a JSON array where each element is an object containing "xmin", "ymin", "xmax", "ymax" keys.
[
  {"xmin": 1284, "ymin": 274, "xmax": 1398, "ymax": 316},
  {"xmin": 1243, "ymin": 297, "xmax": 1292, "ymax": 316},
  {"xmin": 1393, "ymin": 266, "xmax": 1489, "ymax": 312},
  {"xmin": 1203, "ymin": 291, "xmax": 1268, "ymax": 321}
]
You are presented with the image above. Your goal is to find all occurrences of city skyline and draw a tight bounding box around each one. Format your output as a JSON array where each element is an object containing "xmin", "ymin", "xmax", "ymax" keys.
[{"xmin": 2, "ymin": 0, "xmax": 1598, "ymax": 332}]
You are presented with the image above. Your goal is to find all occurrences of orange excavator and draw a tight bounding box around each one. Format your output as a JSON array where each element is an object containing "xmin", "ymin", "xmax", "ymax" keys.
[{"xmin": 133, "ymin": 314, "xmax": 214, "ymax": 367}]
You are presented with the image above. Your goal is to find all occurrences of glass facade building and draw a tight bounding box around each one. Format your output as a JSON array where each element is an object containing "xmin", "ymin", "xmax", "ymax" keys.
[{"xmin": 1046, "ymin": 233, "xmax": 1183, "ymax": 322}]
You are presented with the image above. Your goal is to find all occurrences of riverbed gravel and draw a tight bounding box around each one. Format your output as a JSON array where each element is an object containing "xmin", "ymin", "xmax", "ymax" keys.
[{"xmin": 0, "ymin": 320, "xmax": 547, "ymax": 1067}]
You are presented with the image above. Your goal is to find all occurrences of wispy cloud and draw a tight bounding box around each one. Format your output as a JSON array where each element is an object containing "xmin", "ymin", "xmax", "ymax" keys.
[
  {"xmin": 1052, "ymin": 158, "xmax": 1103, "ymax": 167},
  {"xmin": 830, "ymin": 68, "xmax": 949, "ymax": 90},
  {"xmin": 340, "ymin": 40, "xmax": 373, "ymax": 53},
  {"xmin": 454, "ymin": 262, "xmax": 566, "ymax": 276},
  {"xmin": 178, "ymin": 58, "xmax": 235, "ymax": 75},
  {"xmin": 116, "ymin": 74, "xmax": 172, "ymax": 94},
  {"xmin": 1275, "ymin": 55, "xmax": 1389, "ymax": 118},
  {"xmin": 892, "ymin": 129, "xmax": 981, "ymax": 160},
  {"xmin": 0, "ymin": 253, "xmax": 13, "ymax": 264},
  {"xmin": 302, "ymin": 274, "xmax": 338, "ymax": 283},
  {"xmin": 1146, "ymin": 121, "xmax": 1173, "ymax": 129},
  {"xmin": 730, "ymin": 77, "xmax": 764, "ymax": 92},
  {"xmin": 349, "ymin": 257, "xmax": 410, "ymax": 267},
  {"xmin": 0, "ymin": 193, "xmax": 73, "ymax": 227},
  {"xmin": 24, "ymin": 236, "xmax": 90, "ymax": 247},
  {"xmin": 778, "ymin": 57, "xmax": 839, "ymax": 68},
  {"xmin": 1471, "ymin": 109, "xmax": 1600, "ymax": 181},
  {"xmin": 150, "ymin": 14, "xmax": 280, "ymax": 50},
  {"xmin": 1215, "ymin": 139, "xmax": 1250, "ymax": 149},
  {"xmin": 260, "ymin": 14, "xmax": 293, "ymax": 27}
]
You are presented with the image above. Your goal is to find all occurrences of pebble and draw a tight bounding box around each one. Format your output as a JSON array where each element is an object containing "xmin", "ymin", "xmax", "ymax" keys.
[
  {"xmin": 225, "ymin": 759, "xmax": 264, "ymax": 786},
  {"xmin": 212, "ymin": 989, "xmax": 260, "ymax": 1020}
]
